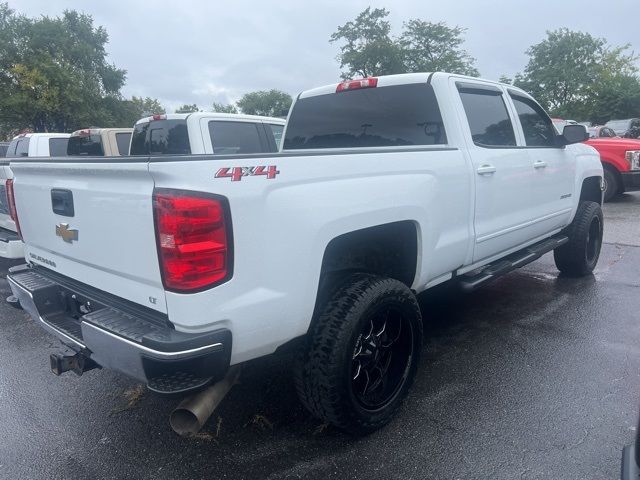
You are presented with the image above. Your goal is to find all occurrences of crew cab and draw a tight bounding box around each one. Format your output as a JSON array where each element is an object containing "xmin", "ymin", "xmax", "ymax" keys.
[
  {"xmin": 67, "ymin": 128, "xmax": 133, "ymax": 156},
  {"xmin": 6, "ymin": 73, "xmax": 604, "ymax": 434},
  {"xmin": 130, "ymin": 112, "xmax": 285, "ymax": 155},
  {"xmin": 0, "ymin": 133, "xmax": 70, "ymax": 259}
]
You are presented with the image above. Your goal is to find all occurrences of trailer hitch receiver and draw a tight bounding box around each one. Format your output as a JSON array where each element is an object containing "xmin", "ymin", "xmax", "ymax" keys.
[{"xmin": 50, "ymin": 351, "xmax": 99, "ymax": 376}]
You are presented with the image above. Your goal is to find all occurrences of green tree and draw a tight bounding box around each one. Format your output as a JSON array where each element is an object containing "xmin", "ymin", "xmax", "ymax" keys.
[
  {"xmin": 513, "ymin": 28, "xmax": 640, "ymax": 121},
  {"xmin": 130, "ymin": 96, "xmax": 165, "ymax": 117},
  {"xmin": 399, "ymin": 20, "xmax": 479, "ymax": 76},
  {"xmin": 175, "ymin": 103, "xmax": 199, "ymax": 113},
  {"xmin": 330, "ymin": 7, "xmax": 403, "ymax": 79},
  {"xmin": 212, "ymin": 102, "xmax": 238, "ymax": 114},
  {"xmin": 236, "ymin": 90, "xmax": 292, "ymax": 117},
  {"xmin": 0, "ymin": 4, "xmax": 127, "ymax": 133}
]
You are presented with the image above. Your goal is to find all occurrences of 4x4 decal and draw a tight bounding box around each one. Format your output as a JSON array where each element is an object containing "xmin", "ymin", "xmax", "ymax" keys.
[{"xmin": 215, "ymin": 166, "xmax": 280, "ymax": 182}]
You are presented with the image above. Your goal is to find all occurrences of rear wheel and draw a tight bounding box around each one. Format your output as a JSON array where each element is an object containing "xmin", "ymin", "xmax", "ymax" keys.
[
  {"xmin": 294, "ymin": 274, "xmax": 422, "ymax": 435},
  {"xmin": 553, "ymin": 201, "xmax": 603, "ymax": 276}
]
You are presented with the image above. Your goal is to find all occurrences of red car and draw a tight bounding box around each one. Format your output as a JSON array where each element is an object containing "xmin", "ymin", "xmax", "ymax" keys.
[
  {"xmin": 553, "ymin": 119, "xmax": 640, "ymax": 201},
  {"xmin": 585, "ymin": 137, "xmax": 640, "ymax": 201}
]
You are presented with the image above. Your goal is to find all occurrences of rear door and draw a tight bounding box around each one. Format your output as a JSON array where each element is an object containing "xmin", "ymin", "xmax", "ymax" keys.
[
  {"xmin": 11, "ymin": 160, "xmax": 167, "ymax": 313},
  {"xmin": 454, "ymin": 80, "xmax": 536, "ymax": 262}
]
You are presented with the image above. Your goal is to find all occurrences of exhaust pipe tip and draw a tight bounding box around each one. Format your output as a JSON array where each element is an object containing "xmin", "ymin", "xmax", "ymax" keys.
[
  {"xmin": 169, "ymin": 366, "xmax": 240, "ymax": 437},
  {"xmin": 169, "ymin": 408, "xmax": 201, "ymax": 436}
]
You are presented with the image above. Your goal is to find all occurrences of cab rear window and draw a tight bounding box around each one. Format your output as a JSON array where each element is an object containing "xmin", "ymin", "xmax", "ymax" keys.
[
  {"xmin": 67, "ymin": 135, "xmax": 103, "ymax": 156},
  {"xmin": 283, "ymin": 83, "xmax": 447, "ymax": 150},
  {"xmin": 130, "ymin": 119, "xmax": 190, "ymax": 155}
]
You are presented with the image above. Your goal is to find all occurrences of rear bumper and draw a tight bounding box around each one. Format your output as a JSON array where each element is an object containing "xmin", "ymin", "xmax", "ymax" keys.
[
  {"xmin": 621, "ymin": 444, "xmax": 640, "ymax": 480},
  {"xmin": 7, "ymin": 264, "xmax": 231, "ymax": 394},
  {"xmin": 0, "ymin": 227, "xmax": 23, "ymax": 259},
  {"xmin": 622, "ymin": 171, "xmax": 640, "ymax": 192}
]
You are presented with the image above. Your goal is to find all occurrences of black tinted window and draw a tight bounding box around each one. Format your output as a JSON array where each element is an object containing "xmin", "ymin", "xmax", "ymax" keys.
[
  {"xmin": 269, "ymin": 124, "xmax": 284, "ymax": 148},
  {"xmin": 14, "ymin": 138, "xmax": 30, "ymax": 157},
  {"xmin": 208, "ymin": 121, "xmax": 263, "ymax": 154},
  {"xmin": 130, "ymin": 119, "xmax": 190, "ymax": 155},
  {"xmin": 284, "ymin": 83, "xmax": 447, "ymax": 150},
  {"xmin": 0, "ymin": 144, "xmax": 8, "ymax": 158},
  {"xmin": 67, "ymin": 135, "xmax": 103, "ymax": 156},
  {"xmin": 459, "ymin": 87, "xmax": 516, "ymax": 147},
  {"xmin": 115, "ymin": 132, "xmax": 131, "ymax": 155},
  {"xmin": 510, "ymin": 94, "xmax": 557, "ymax": 147}
]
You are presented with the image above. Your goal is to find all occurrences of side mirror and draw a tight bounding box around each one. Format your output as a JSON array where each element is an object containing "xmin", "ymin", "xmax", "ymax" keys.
[{"xmin": 558, "ymin": 124, "xmax": 589, "ymax": 146}]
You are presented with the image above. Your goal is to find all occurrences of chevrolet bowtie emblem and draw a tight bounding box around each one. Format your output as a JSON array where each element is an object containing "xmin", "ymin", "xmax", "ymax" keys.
[{"xmin": 55, "ymin": 223, "xmax": 78, "ymax": 243}]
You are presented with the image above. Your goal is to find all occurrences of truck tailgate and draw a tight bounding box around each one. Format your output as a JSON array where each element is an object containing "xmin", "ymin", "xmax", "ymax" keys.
[{"xmin": 11, "ymin": 160, "xmax": 167, "ymax": 313}]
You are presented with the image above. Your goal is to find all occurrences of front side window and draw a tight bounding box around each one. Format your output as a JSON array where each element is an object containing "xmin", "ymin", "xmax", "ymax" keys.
[
  {"xmin": 510, "ymin": 94, "xmax": 557, "ymax": 147},
  {"xmin": 458, "ymin": 87, "xmax": 516, "ymax": 147},
  {"xmin": 208, "ymin": 121, "xmax": 263, "ymax": 155},
  {"xmin": 283, "ymin": 83, "xmax": 447, "ymax": 150}
]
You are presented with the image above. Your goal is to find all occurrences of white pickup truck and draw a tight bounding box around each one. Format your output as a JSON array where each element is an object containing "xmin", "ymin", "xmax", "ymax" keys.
[
  {"xmin": 0, "ymin": 133, "xmax": 71, "ymax": 259},
  {"xmin": 7, "ymin": 73, "xmax": 603, "ymax": 434}
]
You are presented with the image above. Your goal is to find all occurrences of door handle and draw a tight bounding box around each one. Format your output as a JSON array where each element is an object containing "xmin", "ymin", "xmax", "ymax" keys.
[
  {"xmin": 477, "ymin": 164, "xmax": 496, "ymax": 175},
  {"xmin": 533, "ymin": 161, "xmax": 547, "ymax": 169}
]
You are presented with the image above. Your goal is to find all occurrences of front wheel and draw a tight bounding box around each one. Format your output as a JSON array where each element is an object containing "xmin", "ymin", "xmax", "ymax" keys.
[
  {"xmin": 603, "ymin": 167, "xmax": 620, "ymax": 202},
  {"xmin": 294, "ymin": 274, "xmax": 422, "ymax": 435},
  {"xmin": 553, "ymin": 201, "xmax": 604, "ymax": 276}
]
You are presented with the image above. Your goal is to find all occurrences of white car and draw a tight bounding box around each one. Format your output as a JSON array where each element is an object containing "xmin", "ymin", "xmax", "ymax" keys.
[
  {"xmin": 7, "ymin": 73, "xmax": 603, "ymax": 434},
  {"xmin": 0, "ymin": 133, "xmax": 70, "ymax": 259}
]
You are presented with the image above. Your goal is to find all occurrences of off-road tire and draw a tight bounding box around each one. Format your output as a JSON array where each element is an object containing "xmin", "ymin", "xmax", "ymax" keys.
[
  {"xmin": 294, "ymin": 274, "xmax": 422, "ymax": 435},
  {"xmin": 553, "ymin": 201, "xmax": 603, "ymax": 276}
]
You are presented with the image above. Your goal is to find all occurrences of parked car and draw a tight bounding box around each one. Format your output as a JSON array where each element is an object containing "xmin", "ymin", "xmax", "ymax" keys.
[
  {"xmin": 6, "ymin": 72, "xmax": 603, "ymax": 435},
  {"xmin": 0, "ymin": 142, "xmax": 9, "ymax": 157},
  {"xmin": 587, "ymin": 126, "xmax": 617, "ymax": 139},
  {"xmin": 67, "ymin": 128, "xmax": 133, "ymax": 156},
  {"xmin": 0, "ymin": 132, "xmax": 71, "ymax": 260},
  {"xmin": 606, "ymin": 118, "xmax": 640, "ymax": 139},
  {"xmin": 130, "ymin": 112, "xmax": 285, "ymax": 155},
  {"xmin": 585, "ymin": 137, "xmax": 640, "ymax": 201},
  {"xmin": 554, "ymin": 119, "xmax": 640, "ymax": 201}
]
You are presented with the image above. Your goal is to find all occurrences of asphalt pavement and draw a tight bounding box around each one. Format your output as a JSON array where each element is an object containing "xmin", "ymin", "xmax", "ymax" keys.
[{"xmin": 0, "ymin": 194, "xmax": 639, "ymax": 480}]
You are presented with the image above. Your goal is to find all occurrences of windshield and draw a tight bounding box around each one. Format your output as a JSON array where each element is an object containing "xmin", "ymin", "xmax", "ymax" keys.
[{"xmin": 283, "ymin": 83, "xmax": 447, "ymax": 150}]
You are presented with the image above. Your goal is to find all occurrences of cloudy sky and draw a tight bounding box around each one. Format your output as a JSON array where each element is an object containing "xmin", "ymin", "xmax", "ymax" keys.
[{"xmin": 12, "ymin": 0, "xmax": 640, "ymax": 112}]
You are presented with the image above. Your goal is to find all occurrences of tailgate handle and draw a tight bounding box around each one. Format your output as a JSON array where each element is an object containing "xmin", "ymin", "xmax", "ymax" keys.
[{"xmin": 51, "ymin": 189, "xmax": 75, "ymax": 217}]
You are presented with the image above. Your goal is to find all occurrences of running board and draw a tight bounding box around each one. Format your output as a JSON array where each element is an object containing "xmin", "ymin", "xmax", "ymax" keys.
[{"xmin": 459, "ymin": 235, "xmax": 569, "ymax": 292}]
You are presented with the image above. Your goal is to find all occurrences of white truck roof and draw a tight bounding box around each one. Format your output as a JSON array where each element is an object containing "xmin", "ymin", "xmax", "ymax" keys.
[{"xmin": 134, "ymin": 112, "xmax": 286, "ymax": 125}]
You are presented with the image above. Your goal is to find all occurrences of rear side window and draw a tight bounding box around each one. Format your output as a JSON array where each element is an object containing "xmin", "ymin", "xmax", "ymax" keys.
[
  {"xmin": 130, "ymin": 120, "xmax": 190, "ymax": 155},
  {"xmin": 115, "ymin": 132, "xmax": 132, "ymax": 155},
  {"xmin": 458, "ymin": 86, "xmax": 516, "ymax": 147},
  {"xmin": 67, "ymin": 135, "xmax": 103, "ymax": 156},
  {"xmin": 268, "ymin": 124, "xmax": 284, "ymax": 148},
  {"xmin": 509, "ymin": 94, "xmax": 556, "ymax": 147},
  {"xmin": 0, "ymin": 144, "xmax": 8, "ymax": 157},
  {"xmin": 283, "ymin": 83, "xmax": 447, "ymax": 150},
  {"xmin": 208, "ymin": 121, "xmax": 263, "ymax": 154},
  {"xmin": 49, "ymin": 138, "xmax": 69, "ymax": 156}
]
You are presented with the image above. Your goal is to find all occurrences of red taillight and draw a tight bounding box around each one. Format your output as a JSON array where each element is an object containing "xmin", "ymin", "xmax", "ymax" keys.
[
  {"xmin": 6, "ymin": 179, "xmax": 21, "ymax": 239},
  {"xmin": 151, "ymin": 114, "xmax": 167, "ymax": 121},
  {"xmin": 153, "ymin": 189, "xmax": 231, "ymax": 292},
  {"xmin": 336, "ymin": 77, "xmax": 378, "ymax": 93},
  {"xmin": 76, "ymin": 129, "xmax": 91, "ymax": 137}
]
